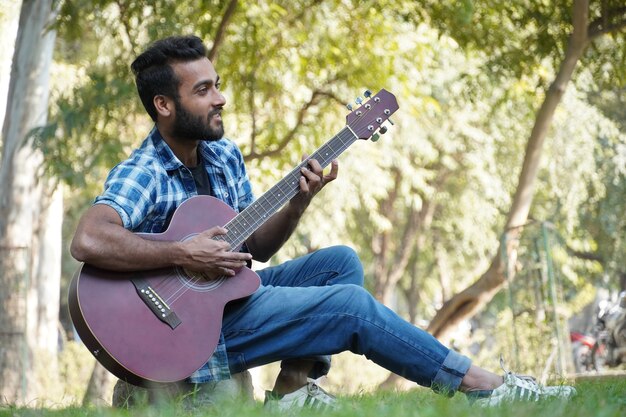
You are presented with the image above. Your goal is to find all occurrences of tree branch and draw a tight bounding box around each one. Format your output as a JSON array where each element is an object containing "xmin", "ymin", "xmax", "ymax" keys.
[
  {"xmin": 588, "ymin": 18, "xmax": 626, "ymax": 39},
  {"xmin": 564, "ymin": 244, "xmax": 604, "ymax": 263},
  {"xmin": 571, "ymin": 0, "xmax": 591, "ymax": 48},
  {"xmin": 243, "ymin": 90, "xmax": 343, "ymax": 162},
  {"xmin": 373, "ymin": 168, "xmax": 402, "ymax": 299},
  {"xmin": 208, "ymin": 0, "xmax": 238, "ymax": 62},
  {"xmin": 247, "ymin": 71, "xmax": 259, "ymax": 156},
  {"xmin": 587, "ymin": 6, "xmax": 626, "ymax": 39},
  {"xmin": 113, "ymin": 0, "xmax": 137, "ymax": 53}
]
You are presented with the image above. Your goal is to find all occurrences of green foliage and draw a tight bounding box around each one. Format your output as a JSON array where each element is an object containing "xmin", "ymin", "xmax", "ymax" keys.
[
  {"xmin": 416, "ymin": 1, "xmax": 626, "ymax": 87},
  {"xmin": 529, "ymin": 82, "xmax": 626, "ymax": 286},
  {"xmin": 221, "ymin": 0, "xmax": 401, "ymax": 169},
  {"xmin": 577, "ymin": 86, "xmax": 626, "ymax": 282}
]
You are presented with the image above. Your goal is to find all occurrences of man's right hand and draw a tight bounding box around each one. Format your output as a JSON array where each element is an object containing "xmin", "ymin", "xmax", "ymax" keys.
[
  {"xmin": 177, "ymin": 226, "xmax": 253, "ymax": 279},
  {"xmin": 71, "ymin": 205, "xmax": 252, "ymax": 276}
]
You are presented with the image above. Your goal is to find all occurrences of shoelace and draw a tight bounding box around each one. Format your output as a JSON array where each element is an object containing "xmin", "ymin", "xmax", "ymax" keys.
[
  {"xmin": 500, "ymin": 357, "xmax": 537, "ymax": 383},
  {"xmin": 307, "ymin": 383, "xmax": 320, "ymax": 395}
]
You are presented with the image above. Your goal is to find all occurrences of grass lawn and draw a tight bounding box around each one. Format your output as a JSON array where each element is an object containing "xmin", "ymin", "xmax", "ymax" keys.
[{"xmin": 1, "ymin": 378, "xmax": 624, "ymax": 417}]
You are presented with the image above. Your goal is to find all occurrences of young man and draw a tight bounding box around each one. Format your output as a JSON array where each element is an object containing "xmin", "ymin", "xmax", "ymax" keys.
[{"xmin": 71, "ymin": 35, "xmax": 575, "ymax": 409}]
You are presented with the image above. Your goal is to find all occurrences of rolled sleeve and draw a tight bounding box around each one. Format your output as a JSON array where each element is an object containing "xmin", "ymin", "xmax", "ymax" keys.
[{"xmin": 94, "ymin": 163, "xmax": 156, "ymax": 231}]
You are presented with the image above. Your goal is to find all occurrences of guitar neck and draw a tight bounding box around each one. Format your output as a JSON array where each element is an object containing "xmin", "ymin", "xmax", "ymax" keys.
[{"xmin": 222, "ymin": 126, "xmax": 358, "ymax": 248}]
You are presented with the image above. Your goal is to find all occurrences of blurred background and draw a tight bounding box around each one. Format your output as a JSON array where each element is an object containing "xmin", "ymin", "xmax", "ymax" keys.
[{"xmin": 1, "ymin": 0, "xmax": 625, "ymax": 407}]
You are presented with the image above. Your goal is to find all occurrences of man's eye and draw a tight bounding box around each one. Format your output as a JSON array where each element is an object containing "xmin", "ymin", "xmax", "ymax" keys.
[{"xmin": 215, "ymin": 82, "xmax": 221, "ymax": 90}]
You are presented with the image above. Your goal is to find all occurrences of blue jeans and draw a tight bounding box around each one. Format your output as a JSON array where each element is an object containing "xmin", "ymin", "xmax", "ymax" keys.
[{"xmin": 221, "ymin": 245, "xmax": 471, "ymax": 394}]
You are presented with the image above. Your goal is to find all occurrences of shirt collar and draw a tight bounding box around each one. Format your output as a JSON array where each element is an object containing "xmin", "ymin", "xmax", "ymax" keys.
[
  {"xmin": 148, "ymin": 125, "xmax": 226, "ymax": 171},
  {"xmin": 149, "ymin": 126, "xmax": 184, "ymax": 172}
]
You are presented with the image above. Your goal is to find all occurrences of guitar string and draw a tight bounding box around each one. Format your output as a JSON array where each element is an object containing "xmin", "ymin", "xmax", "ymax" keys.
[{"xmin": 158, "ymin": 102, "xmax": 383, "ymax": 306}]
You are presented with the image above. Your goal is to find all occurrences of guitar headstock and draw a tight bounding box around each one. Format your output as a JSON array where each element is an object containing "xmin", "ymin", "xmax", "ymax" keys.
[{"xmin": 345, "ymin": 89, "xmax": 399, "ymax": 140}]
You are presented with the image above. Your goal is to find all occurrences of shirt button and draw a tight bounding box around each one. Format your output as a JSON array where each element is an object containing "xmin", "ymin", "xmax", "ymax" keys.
[{"xmin": 224, "ymin": 192, "xmax": 229, "ymax": 197}]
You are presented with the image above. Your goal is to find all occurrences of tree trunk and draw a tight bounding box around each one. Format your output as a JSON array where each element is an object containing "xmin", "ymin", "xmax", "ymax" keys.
[
  {"xmin": 427, "ymin": 0, "xmax": 591, "ymax": 343},
  {"xmin": 372, "ymin": 166, "xmax": 441, "ymax": 306},
  {"xmin": 0, "ymin": 0, "xmax": 59, "ymax": 405},
  {"xmin": 83, "ymin": 362, "xmax": 115, "ymax": 406},
  {"xmin": 30, "ymin": 184, "xmax": 63, "ymax": 386},
  {"xmin": 0, "ymin": 0, "xmax": 21, "ymax": 126}
]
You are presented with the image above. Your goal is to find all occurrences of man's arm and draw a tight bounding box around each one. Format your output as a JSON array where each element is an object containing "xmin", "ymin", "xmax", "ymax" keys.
[
  {"xmin": 70, "ymin": 204, "xmax": 252, "ymax": 277},
  {"xmin": 246, "ymin": 158, "xmax": 338, "ymax": 262}
]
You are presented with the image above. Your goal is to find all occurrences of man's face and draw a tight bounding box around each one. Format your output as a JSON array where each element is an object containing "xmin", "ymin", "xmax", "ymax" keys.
[{"xmin": 170, "ymin": 58, "xmax": 226, "ymax": 142}]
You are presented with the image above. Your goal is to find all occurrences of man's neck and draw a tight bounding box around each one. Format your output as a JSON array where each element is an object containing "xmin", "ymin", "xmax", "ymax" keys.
[{"xmin": 157, "ymin": 125, "xmax": 199, "ymax": 167}]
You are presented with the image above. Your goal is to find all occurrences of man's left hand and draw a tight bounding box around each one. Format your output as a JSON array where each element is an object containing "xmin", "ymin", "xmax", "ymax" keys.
[{"xmin": 290, "ymin": 156, "xmax": 338, "ymax": 212}]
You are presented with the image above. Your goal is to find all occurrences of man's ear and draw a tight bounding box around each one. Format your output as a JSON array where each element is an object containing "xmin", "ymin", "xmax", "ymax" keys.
[{"xmin": 154, "ymin": 95, "xmax": 173, "ymax": 118}]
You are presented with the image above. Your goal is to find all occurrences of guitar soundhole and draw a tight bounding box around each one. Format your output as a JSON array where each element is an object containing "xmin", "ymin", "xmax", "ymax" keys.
[
  {"xmin": 176, "ymin": 267, "xmax": 227, "ymax": 291},
  {"xmin": 173, "ymin": 233, "xmax": 228, "ymax": 291}
]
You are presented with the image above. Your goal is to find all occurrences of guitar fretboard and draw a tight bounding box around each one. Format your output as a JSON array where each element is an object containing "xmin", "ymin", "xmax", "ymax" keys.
[{"xmin": 220, "ymin": 126, "xmax": 358, "ymax": 248}]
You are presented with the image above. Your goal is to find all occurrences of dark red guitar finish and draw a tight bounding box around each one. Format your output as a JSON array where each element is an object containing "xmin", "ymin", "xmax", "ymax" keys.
[{"xmin": 68, "ymin": 89, "xmax": 399, "ymax": 387}]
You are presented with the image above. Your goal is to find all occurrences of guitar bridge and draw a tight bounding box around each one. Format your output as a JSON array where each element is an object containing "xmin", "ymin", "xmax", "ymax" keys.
[{"xmin": 131, "ymin": 278, "xmax": 182, "ymax": 329}]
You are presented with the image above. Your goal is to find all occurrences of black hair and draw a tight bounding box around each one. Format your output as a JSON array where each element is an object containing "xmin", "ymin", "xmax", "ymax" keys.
[{"xmin": 131, "ymin": 35, "xmax": 208, "ymax": 121}]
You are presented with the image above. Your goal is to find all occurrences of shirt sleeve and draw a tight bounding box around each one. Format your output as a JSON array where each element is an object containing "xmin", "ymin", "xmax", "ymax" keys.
[{"xmin": 93, "ymin": 162, "xmax": 157, "ymax": 231}]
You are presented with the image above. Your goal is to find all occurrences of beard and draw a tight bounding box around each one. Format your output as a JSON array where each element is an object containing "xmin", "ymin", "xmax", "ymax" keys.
[{"xmin": 172, "ymin": 99, "xmax": 224, "ymax": 142}]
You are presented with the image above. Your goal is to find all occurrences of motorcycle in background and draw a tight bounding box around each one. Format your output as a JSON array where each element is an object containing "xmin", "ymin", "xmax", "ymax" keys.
[
  {"xmin": 570, "ymin": 330, "xmax": 604, "ymax": 372},
  {"xmin": 571, "ymin": 291, "xmax": 626, "ymax": 373}
]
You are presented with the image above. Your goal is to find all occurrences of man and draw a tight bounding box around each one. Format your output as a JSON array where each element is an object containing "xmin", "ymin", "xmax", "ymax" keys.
[{"xmin": 71, "ymin": 35, "xmax": 575, "ymax": 409}]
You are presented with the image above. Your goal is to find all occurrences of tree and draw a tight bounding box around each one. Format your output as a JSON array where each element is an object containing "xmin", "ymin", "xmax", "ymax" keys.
[
  {"xmin": 426, "ymin": 0, "xmax": 626, "ymax": 342},
  {"xmin": 0, "ymin": 0, "xmax": 62, "ymax": 405}
]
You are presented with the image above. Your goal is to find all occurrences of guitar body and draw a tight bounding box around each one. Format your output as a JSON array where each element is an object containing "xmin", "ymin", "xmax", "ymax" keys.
[{"xmin": 68, "ymin": 196, "xmax": 261, "ymax": 387}]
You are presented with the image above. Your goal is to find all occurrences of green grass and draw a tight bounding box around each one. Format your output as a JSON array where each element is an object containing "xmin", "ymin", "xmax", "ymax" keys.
[{"xmin": 1, "ymin": 379, "xmax": 625, "ymax": 417}]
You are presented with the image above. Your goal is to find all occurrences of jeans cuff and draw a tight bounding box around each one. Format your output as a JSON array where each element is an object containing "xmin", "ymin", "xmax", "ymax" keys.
[{"xmin": 431, "ymin": 350, "xmax": 472, "ymax": 396}]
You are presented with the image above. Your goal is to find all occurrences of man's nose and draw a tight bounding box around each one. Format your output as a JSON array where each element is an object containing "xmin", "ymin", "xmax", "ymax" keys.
[{"xmin": 214, "ymin": 90, "xmax": 226, "ymax": 107}]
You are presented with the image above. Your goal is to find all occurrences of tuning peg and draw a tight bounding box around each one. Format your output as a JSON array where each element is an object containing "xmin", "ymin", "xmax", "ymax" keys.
[
  {"xmin": 371, "ymin": 133, "xmax": 380, "ymax": 142},
  {"xmin": 364, "ymin": 89, "xmax": 372, "ymax": 98},
  {"xmin": 355, "ymin": 97, "xmax": 363, "ymax": 105},
  {"xmin": 346, "ymin": 103, "xmax": 353, "ymax": 111},
  {"xmin": 379, "ymin": 126, "xmax": 388, "ymax": 134}
]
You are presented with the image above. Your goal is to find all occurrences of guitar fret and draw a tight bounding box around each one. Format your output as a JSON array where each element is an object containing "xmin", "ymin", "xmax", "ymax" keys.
[{"xmin": 224, "ymin": 127, "xmax": 358, "ymax": 248}]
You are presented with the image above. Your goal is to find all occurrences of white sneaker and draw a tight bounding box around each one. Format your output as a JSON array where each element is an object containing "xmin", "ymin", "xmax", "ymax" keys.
[
  {"xmin": 264, "ymin": 382, "xmax": 336, "ymax": 411},
  {"xmin": 474, "ymin": 360, "xmax": 577, "ymax": 406}
]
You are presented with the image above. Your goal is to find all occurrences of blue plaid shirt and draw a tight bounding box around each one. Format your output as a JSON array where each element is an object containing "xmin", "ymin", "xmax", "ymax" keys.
[{"xmin": 94, "ymin": 126, "xmax": 255, "ymax": 383}]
